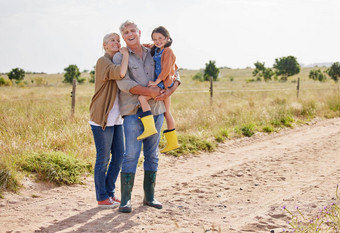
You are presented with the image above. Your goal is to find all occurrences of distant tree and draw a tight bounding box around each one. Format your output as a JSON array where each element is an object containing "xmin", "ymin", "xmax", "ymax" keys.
[
  {"xmin": 262, "ymin": 68, "xmax": 274, "ymax": 81},
  {"xmin": 326, "ymin": 62, "xmax": 340, "ymax": 82},
  {"xmin": 89, "ymin": 66, "xmax": 95, "ymax": 83},
  {"xmin": 273, "ymin": 56, "xmax": 300, "ymax": 81},
  {"xmin": 7, "ymin": 68, "xmax": 25, "ymax": 83},
  {"xmin": 252, "ymin": 61, "xmax": 265, "ymax": 77},
  {"xmin": 252, "ymin": 61, "xmax": 274, "ymax": 81},
  {"xmin": 204, "ymin": 60, "xmax": 220, "ymax": 81},
  {"xmin": 309, "ymin": 69, "xmax": 326, "ymax": 82},
  {"xmin": 63, "ymin": 65, "xmax": 85, "ymax": 84}
]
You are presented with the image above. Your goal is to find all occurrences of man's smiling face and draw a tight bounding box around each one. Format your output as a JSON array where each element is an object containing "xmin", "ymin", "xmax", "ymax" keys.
[{"xmin": 122, "ymin": 24, "xmax": 141, "ymax": 48}]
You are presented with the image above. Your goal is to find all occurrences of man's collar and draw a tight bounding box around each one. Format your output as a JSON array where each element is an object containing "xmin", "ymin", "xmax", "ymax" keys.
[{"xmin": 127, "ymin": 45, "xmax": 148, "ymax": 54}]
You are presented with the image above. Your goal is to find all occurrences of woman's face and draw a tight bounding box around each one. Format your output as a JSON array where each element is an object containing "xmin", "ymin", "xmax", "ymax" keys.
[
  {"xmin": 152, "ymin": 32, "xmax": 168, "ymax": 49},
  {"xmin": 104, "ymin": 34, "xmax": 121, "ymax": 54}
]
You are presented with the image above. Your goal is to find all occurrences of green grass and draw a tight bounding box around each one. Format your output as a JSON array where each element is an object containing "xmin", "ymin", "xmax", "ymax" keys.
[
  {"xmin": 240, "ymin": 123, "xmax": 255, "ymax": 137},
  {"xmin": 0, "ymin": 68, "xmax": 340, "ymax": 193},
  {"xmin": 172, "ymin": 135, "xmax": 215, "ymax": 156},
  {"xmin": 18, "ymin": 152, "xmax": 92, "ymax": 185},
  {"xmin": 214, "ymin": 129, "xmax": 229, "ymax": 143},
  {"xmin": 0, "ymin": 163, "xmax": 20, "ymax": 198}
]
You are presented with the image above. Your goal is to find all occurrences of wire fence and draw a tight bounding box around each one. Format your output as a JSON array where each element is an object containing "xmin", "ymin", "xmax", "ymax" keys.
[{"xmin": 176, "ymin": 87, "xmax": 337, "ymax": 94}]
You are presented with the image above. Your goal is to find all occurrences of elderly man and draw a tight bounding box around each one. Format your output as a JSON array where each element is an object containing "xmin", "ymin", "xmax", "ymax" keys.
[{"xmin": 113, "ymin": 20, "xmax": 180, "ymax": 213}]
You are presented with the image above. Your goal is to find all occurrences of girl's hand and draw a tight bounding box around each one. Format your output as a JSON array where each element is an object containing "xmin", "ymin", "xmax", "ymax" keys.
[{"xmin": 148, "ymin": 81, "xmax": 157, "ymax": 87}]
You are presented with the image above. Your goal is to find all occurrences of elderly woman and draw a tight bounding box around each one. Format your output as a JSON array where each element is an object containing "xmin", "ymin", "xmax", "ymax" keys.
[{"xmin": 89, "ymin": 32, "xmax": 129, "ymax": 207}]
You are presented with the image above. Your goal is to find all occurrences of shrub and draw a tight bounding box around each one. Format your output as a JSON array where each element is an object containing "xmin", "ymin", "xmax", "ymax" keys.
[
  {"xmin": 215, "ymin": 129, "xmax": 229, "ymax": 142},
  {"xmin": 241, "ymin": 124, "xmax": 255, "ymax": 137},
  {"xmin": 271, "ymin": 113, "xmax": 294, "ymax": 128},
  {"xmin": 0, "ymin": 163, "xmax": 19, "ymax": 197},
  {"xmin": 0, "ymin": 77, "xmax": 5, "ymax": 86},
  {"xmin": 161, "ymin": 135, "xmax": 215, "ymax": 156},
  {"xmin": 34, "ymin": 77, "xmax": 47, "ymax": 86},
  {"xmin": 262, "ymin": 126, "xmax": 274, "ymax": 133},
  {"xmin": 192, "ymin": 72, "xmax": 204, "ymax": 81},
  {"xmin": 301, "ymin": 101, "xmax": 317, "ymax": 117},
  {"xmin": 89, "ymin": 68, "xmax": 95, "ymax": 83},
  {"xmin": 252, "ymin": 61, "xmax": 274, "ymax": 81},
  {"xmin": 326, "ymin": 62, "xmax": 340, "ymax": 82},
  {"xmin": 17, "ymin": 81, "xmax": 27, "ymax": 87},
  {"xmin": 77, "ymin": 77, "xmax": 86, "ymax": 84},
  {"xmin": 215, "ymin": 135, "xmax": 224, "ymax": 143},
  {"xmin": 19, "ymin": 152, "xmax": 92, "ymax": 185},
  {"xmin": 0, "ymin": 77, "xmax": 12, "ymax": 86},
  {"xmin": 309, "ymin": 69, "xmax": 327, "ymax": 82},
  {"xmin": 328, "ymin": 97, "xmax": 340, "ymax": 112},
  {"xmin": 280, "ymin": 115, "xmax": 294, "ymax": 127}
]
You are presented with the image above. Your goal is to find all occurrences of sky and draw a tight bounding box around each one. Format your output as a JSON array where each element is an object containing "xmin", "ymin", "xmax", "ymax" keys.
[{"xmin": 0, "ymin": 0, "xmax": 340, "ymax": 73}]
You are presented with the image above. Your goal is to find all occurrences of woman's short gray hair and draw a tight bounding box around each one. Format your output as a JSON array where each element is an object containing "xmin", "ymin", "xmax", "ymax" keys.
[
  {"xmin": 102, "ymin": 32, "xmax": 119, "ymax": 50},
  {"xmin": 119, "ymin": 20, "xmax": 139, "ymax": 34}
]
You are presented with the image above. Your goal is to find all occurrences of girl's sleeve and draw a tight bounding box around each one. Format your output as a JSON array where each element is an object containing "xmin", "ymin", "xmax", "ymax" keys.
[{"xmin": 157, "ymin": 48, "xmax": 176, "ymax": 81}]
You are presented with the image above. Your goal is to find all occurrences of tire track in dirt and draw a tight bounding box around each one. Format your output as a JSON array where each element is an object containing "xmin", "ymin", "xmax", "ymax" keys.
[{"xmin": 148, "ymin": 118, "xmax": 340, "ymax": 232}]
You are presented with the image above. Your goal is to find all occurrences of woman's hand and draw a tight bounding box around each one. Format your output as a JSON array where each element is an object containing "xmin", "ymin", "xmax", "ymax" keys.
[{"xmin": 120, "ymin": 47, "xmax": 129, "ymax": 56}]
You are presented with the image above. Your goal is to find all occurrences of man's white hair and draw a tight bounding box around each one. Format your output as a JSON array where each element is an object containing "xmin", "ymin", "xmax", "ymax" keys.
[{"xmin": 119, "ymin": 20, "xmax": 140, "ymax": 34}]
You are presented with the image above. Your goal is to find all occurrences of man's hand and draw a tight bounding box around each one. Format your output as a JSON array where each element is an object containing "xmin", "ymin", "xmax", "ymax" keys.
[
  {"xmin": 154, "ymin": 88, "xmax": 170, "ymax": 101},
  {"xmin": 149, "ymin": 86, "xmax": 162, "ymax": 98},
  {"xmin": 154, "ymin": 80, "xmax": 179, "ymax": 101}
]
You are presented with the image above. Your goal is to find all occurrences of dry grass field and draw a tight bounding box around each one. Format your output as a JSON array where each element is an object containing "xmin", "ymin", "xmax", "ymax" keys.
[
  {"xmin": 0, "ymin": 67, "xmax": 339, "ymax": 191},
  {"xmin": 1, "ymin": 67, "xmax": 340, "ymax": 232}
]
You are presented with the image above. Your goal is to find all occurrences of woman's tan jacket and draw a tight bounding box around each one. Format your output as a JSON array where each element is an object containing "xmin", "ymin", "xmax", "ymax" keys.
[{"xmin": 89, "ymin": 53, "xmax": 123, "ymax": 129}]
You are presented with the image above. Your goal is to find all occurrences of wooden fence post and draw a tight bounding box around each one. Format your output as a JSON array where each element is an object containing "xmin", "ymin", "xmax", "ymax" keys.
[
  {"xmin": 210, "ymin": 76, "xmax": 213, "ymax": 99},
  {"xmin": 71, "ymin": 79, "xmax": 77, "ymax": 116},
  {"xmin": 296, "ymin": 77, "xmax": 300, "ymax": 99}
]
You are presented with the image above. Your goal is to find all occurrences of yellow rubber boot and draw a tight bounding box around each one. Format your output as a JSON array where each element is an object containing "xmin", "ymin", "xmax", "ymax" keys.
[
  {"xmin": 137, "ymin": 115, "xmax": 158, "ymax": 140},
  {"xmin": 160, "ymin": 129, "xmax": 180, "ymax": 153}
]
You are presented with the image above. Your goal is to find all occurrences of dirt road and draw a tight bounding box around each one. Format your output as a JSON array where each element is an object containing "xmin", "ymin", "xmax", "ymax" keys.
[{"xmin": 1, "ymin": 118, "xmax": 340, "ymax": 233}]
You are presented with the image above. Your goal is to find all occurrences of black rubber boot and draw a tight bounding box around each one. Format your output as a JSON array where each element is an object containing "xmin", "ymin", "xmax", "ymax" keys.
[
  {"xmin": 143, "ymin": 171, "xmax": 162, "ymax": 209},
  {"xmin": 118, "ymin": 172, "xmax": 135, "ymax": 213}
]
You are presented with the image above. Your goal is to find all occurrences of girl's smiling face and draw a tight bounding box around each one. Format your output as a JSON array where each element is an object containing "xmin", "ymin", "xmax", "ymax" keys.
[{"xmin": 152, "ymin": 32, "xmax": 169, "ymax": 49}]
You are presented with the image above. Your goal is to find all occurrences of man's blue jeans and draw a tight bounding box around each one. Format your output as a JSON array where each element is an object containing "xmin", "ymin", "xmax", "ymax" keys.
[
  {"xmin": 91, "ymin": 124, "xmax": 124, "ymax": 201},
  {"xmin": 122, "ymin": 108, "xmax": 164, "ymax": 173}
]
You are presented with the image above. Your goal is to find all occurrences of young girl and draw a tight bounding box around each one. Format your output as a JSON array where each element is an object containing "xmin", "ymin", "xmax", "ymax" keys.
[{"xmin": 137, "ymin": 26, "xmax": 179, "ymax": 153}]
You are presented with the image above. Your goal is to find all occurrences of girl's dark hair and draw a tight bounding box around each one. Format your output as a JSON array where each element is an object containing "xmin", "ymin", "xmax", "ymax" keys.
[{"xmin": 151, "ymin": 26, "xmax": 173, "ymax": 56}]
